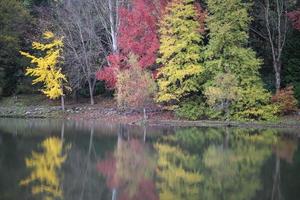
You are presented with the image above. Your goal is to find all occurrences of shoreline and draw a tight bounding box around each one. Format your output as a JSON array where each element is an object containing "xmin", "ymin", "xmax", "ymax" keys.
[{"xmin": 1, "ymin": 105, "xmax": 300, "ymax": 129}]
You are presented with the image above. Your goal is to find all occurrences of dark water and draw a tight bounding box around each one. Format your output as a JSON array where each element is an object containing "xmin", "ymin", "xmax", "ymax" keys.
[{"xmin": 0, "ymin": 118, "xmax": 300, "ymax": 200}]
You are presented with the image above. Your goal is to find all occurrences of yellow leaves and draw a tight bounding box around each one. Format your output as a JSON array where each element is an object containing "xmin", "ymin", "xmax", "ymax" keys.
[
  {"xmin": 156, "ymin": 0, "xmax": 204, "ymax": 105},
  {"xmin": 20, "ymin": 31, "xmax": 68, "ymax": 99},
  {"xmin": 20, "ymin": 137, "xmax": 69, "ymax": 200},
  {"xmin": 43, "ymin": 31, "xmax": 55, "ymax": 39}
]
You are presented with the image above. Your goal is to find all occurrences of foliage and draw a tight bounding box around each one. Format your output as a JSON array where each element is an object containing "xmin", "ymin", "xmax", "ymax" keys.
[
  {"xmin": 0, "ymin": 0, "xmax": 32, "ymax": 96},
  {"xmin": 204, "ymin": 73, "xmax": 240, "ymax": 119},
  {"xmin": 205, "ymin": 0, "xmax": 277, "ymax": 121},
  {"xmin": 271, "ymin": 86, "xmax": 298, "ymax": 115},
  {"xmin": 20, "ymin": 137, "xmax": 69, "ymax": 200},
  {"xmin": 97, "ymin": 0, "xmax": 159, "ymax": 89},
  {"xmin": 20, "ymin": 32, "xmax": 67, "ymax": 100},
  {"xmin": 287, "ymin": 9, "xmax": 300, "ymax": 31},
  {"xmin": 175, "ymin": 98, "xmax": 207, "ymax": 120},
  {"xmin": 155, "ymin": 0, "xmax": 206, "ymax": 105},
  {"xmin": 283, "ymin": 30, "xmax": 300, "ymax": 101},
  {"xmin": 115, "ymin": 54, "xmax": 156, "ymax": 109}
]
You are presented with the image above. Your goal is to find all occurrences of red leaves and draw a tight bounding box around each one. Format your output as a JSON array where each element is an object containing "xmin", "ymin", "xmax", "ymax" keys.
[
  {"xmin": 272, "ymin": 86, "xmax": 298, "ymax": 115},
  {"xmin": 287, "ymin": 10, "xmax": 300, "ymax": 31},
  {"xmin": 96, "ymin": 54, "xmax": 127, "ymax": 89},
  {"xmin": 97, "ymin": 0, "xmax": 160, "ymax": 88},
  {"xmin": 194, "ymin": 2, "xmax": 207, "ymax": 34}
]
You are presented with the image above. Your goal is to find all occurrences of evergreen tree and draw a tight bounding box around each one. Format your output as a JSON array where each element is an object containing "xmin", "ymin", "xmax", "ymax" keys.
[
  {"xmin": 0, "ymin": 0, "xmax": 31, "ymax": 97},
  {"xmin": 205, "ymin": 0, "xmax": 278, "ymax": 120},
  {"xmin": 156, "ymin": 0, "xmax": 205, "ymax": 107}
]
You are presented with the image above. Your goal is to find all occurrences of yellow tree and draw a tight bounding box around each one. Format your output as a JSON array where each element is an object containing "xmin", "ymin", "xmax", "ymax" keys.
[
  {"xmin": 20, "ymin": 31, "xmax": 68, "ymax": 110},
  {"xmin": 156, "ymin": 0, "xmax": 205, "ymax": 108}
]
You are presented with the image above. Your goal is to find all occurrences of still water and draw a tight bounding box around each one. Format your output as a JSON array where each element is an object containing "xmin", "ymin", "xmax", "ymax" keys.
[{"xmin": 0, "ymin": 118, "xmax": 300, "ymax": 200}]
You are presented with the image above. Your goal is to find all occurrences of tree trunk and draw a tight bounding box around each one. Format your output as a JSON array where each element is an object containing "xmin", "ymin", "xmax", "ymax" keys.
[
  {"xmin": 109, "ymin": 0, "xmax": 118, "ymax": 53},
  {"xmin": 61, "ymin": 95, "xmax": 65, "ymax": 111},
  {"xmin": 274, "ymin": 60, "xmax": 282, "ymax": 93},
  {"xmin": 88, "ymin": 80, "xmax": 95, "ymax": 105}
]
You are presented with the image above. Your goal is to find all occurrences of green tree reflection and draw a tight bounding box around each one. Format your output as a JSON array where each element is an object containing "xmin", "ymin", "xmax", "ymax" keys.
[
  {"xmin": 20, "ymin": 137, "xmax": 69, "ymax": 200},
  {"xmin": 156, "ymin": 128, "xmax": 278, "ymax": 200}
]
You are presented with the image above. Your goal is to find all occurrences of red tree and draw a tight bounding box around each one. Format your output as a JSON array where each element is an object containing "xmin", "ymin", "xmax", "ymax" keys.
[
  {"xmin": 97, "ymin": 0, "xmax": 160, "ymax": 89},
  {"xmin": 287, "ymin": 10, "xmax": 300, "ymax": 31}
]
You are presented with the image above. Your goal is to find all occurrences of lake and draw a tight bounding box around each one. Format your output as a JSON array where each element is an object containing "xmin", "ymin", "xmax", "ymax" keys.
[{"xmin": 0, "ymin": 118, "xmax": 299, "ymax": 200}]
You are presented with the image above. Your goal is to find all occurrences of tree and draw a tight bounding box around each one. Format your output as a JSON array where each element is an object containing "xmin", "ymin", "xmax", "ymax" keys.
[
  {"xmin": 0, "ymin": 0, "xmax": 32, "ymax": 97},
  {"xmin": 205, "ymin": 0, "xmax": 278, "ymax": 120},
  {"xmin": 287, "ymin": 9, "xmax": 300, "ymax": 31},
  {"xmin": 54, "ymin": 0, "xmax": 113, "ymax": 105},
  {"xmin": 282, "ymin": 29, "xmax": 300, "ymax": 101},
  {"xmin": 156, "ymin": 0, "xmax": 205, "ymax": 106},
  {"xmin": 116, "ymin": 54, "xmax": 156, "ymax": 109},
  {"xmin": 204, "ymin": 73, "xmax": 241, "ymax": 119},
  {"xmin": 253, "ymin": 0, "xmax": 296, "ymax": 92},
  {"xmin": 20, "ymin": 32, "xmax": 68, "ymax": 110},
  {"xmin": 97, "ymin": 0, "xmax": 160, "ymax": 89}
]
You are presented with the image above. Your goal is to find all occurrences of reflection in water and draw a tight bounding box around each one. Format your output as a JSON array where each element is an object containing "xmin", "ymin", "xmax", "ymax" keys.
[
  {"xmin": 97, "ymin": 127, "xmax": 157, "ymax": 200},
  {"xmin": 20, "ymin": 137, "xmax": 69, "ymax": 200},
  {"xmin": 201, "ymin": 130, "xmax": 274, "ymax": 200},
  {"xmin": 154, "ymin": 143, "xmax": 202, "ymax": 200},
  {"xmin": 0, "ymin": 118, "xmax": 300, "ymax": 200},
  {"xmin": 155, "ymin": 128, "xmax": 279, "ymax": 200},
  {"xmin": 272, "ymin": 139, "xmax": 298, "ymax": 200}
]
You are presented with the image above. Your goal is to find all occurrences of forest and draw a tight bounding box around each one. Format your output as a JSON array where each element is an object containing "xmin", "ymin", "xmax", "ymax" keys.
[{"xmin": 0, "ymin": 0, "xmax": 300, "ymax": 121}]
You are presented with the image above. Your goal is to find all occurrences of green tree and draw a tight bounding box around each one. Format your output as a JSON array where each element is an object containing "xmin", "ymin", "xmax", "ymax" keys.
[
  {"xmin": 205, "ymin": 0, "xmax": 278, "ymax": 120},
  {"xmin": 204, "ymin": 73, "xmax": 241, "ymax": 119},
  {"xmin": 283, "ymin": 30, "xmax": 300, "ymax": 102},
  {"xmin": 156, "ymin": 0, "xmax": 205, "ymax": 108},
  {"xmin": 0, "ymin": 0, "xmax": 31, "ymax": 96}
]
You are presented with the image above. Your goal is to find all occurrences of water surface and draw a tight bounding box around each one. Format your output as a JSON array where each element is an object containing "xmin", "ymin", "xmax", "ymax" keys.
[{"xmin": 0, "ymin": 118, "xmax": 299, "ymax": 200}]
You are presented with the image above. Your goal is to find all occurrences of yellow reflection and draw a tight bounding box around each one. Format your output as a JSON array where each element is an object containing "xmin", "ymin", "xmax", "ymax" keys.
[
  {"xmin": 20, "ymin": 137, "xmax": 69, "ymax": 200},
  {"xmin": 154, "ymin": 143, "xmax": 202, "ymax": 200}
]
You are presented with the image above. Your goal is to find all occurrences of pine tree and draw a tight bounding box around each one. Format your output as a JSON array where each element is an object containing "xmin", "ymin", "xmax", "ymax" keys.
[
  {"xmin": 205, "ymin": 0, "xmax": 278, "ymax": 120},
  {"xmin": 20, "ymin": 32, "xmax": 68, "ymax": 110},
  {"xmin": 156, "ymin": 0, "xmax": 205, "ymax": 106}
]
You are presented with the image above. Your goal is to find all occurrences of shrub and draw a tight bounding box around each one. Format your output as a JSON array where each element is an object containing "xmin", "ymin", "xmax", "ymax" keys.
[
  {"xmin": 175, "ymin": 98, "xmax": 206, "ymax": 120},
  {"xmin": 175, "ymin": 97, "xmax": 222, "ymax": 120},
  {"xmin": 204, "ymin": 73, "xmax": 241, "ymax": 119},
  {"xmin": 271, "ymin": 86, "xmax": 298, "ymax": 115},
  {"xmin": 116, "ymin": 54, "xmax": 156, "ymax": 109}
]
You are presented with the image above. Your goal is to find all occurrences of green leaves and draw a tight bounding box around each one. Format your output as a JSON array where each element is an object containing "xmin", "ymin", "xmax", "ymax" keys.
[
  {"xmin": 204, "ymin": 0, "xmax": 277, "ymax": 121},
  {"xmin": 156, "ymin": 0, "xmax": 205, "ymax": 105}
]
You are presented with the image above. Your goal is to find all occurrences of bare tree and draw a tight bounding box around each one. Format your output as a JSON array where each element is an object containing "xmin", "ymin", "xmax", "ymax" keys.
[
  {"xmin": 52, "ymin": 0, "xmax": 110, "ymax": 105},
  {"xmin": 51, "ymin": 0, "xmax": 131, "ymax": 104},
  {"xmin": 253, "ymin": 0, "xmax": 294, "ymax": 92}
]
